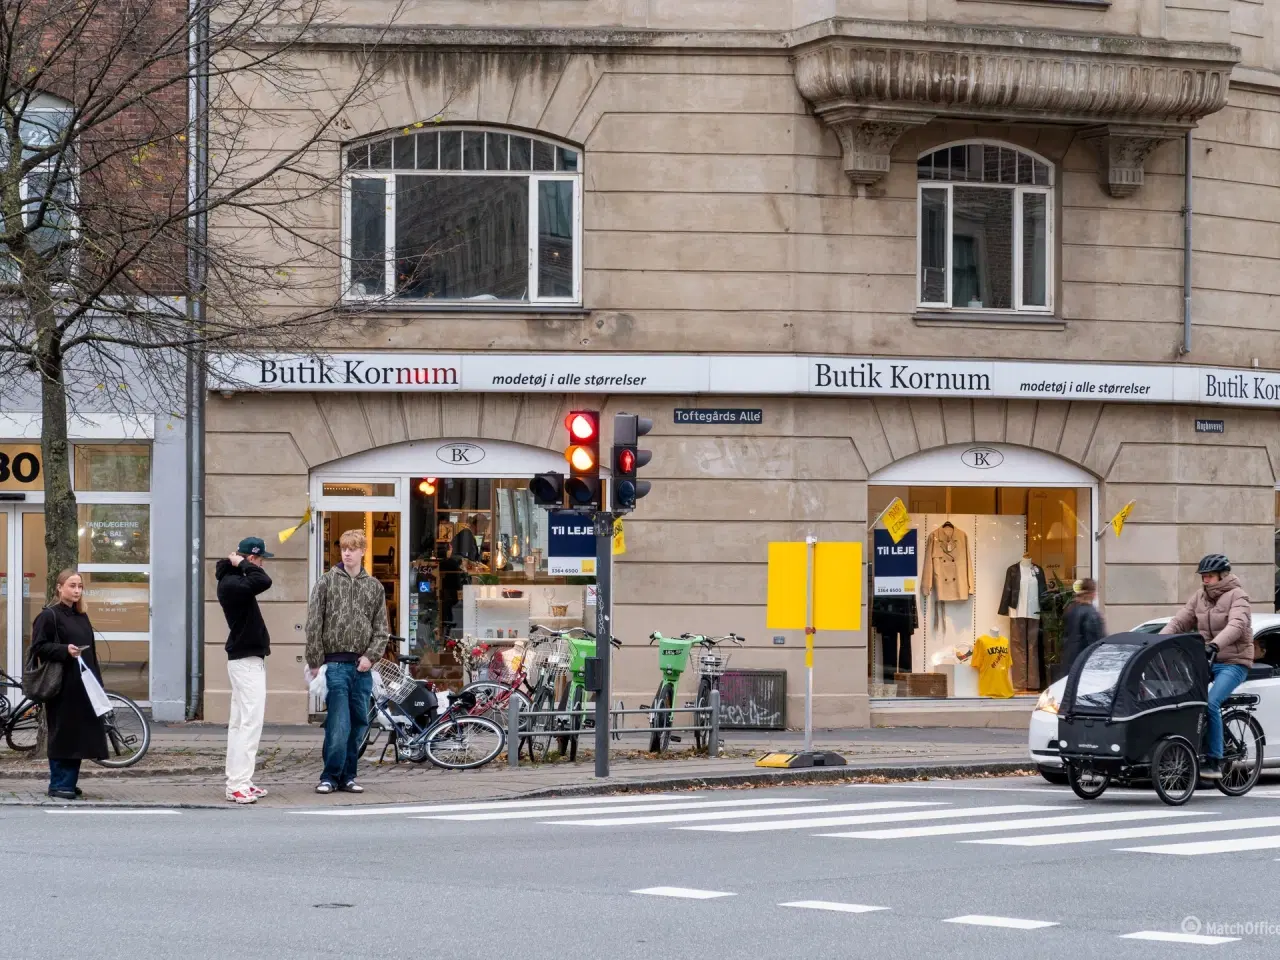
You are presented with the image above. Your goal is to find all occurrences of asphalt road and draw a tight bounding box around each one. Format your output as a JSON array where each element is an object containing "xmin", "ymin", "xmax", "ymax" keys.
[{"xmin": 6, "ymin": 775, "xmax": 1280, "ymax": 959}]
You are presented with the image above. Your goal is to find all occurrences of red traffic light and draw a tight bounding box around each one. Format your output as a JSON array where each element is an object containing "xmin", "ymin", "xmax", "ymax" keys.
[
  {"xmin": 566, "ymin": 412, "xmax": 598, "ymax": 441},
  {"xmin": 617, "ymin": 448, "xmax": 636, "ymax": 474}
]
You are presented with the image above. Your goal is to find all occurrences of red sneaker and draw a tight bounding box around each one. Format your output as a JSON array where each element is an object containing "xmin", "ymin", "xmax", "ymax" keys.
[
  {"xmin": 225, "ymin": 789, "xmax": 257, "ymax": 805},
  {"xmin": 249, "ymin": 785, "xmax": 268, "ymax": 798}
]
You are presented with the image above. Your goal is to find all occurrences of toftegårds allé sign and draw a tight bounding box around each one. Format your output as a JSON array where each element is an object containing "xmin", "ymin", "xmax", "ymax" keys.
[{"xmin": 210, "ymin": 354, "xmax": 1280, "ymax": 408}]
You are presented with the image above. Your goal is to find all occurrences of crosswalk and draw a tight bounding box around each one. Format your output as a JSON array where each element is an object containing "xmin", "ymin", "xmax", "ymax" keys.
[{"xmin": 385, "ymin": 788, "xmax": 1280, "ymax": 861}]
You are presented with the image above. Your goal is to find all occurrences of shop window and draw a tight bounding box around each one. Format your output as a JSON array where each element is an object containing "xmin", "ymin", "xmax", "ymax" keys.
[
  {"xmin": 343, "ymin": 127, "xmax": 582, "ymax": 304},
  {"xmin": 321, "ymin": 481, "xmax": 396, "ymax": 498},
  {"xmin": 917, "ymin": 142, "xmax": 1053, "ymax": 313},
  {"xmin": 78, "ymin": 504, "xmax": 149, "ymax": 564},
  {"xmin": 73, "ymin": 443, "xmax": 150, "ymax": 492},
  {"xmin": 1, "ymin": 93, "xmax": 77, "ymax": 284}
]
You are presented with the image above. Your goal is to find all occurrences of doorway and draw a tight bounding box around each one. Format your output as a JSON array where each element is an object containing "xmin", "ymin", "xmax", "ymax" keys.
[{"xmin": 1, "ymin": 505, "xmax": 48, "ymax": 700}]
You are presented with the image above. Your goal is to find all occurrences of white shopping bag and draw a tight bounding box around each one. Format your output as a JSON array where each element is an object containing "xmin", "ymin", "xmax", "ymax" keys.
[
  {"xmin": 78, "ymin": 659, "xmax": 113, "ymax": 717},
  {"xmin": 306, "ymin": 663, "xmax": 328, "ymax": 702}
]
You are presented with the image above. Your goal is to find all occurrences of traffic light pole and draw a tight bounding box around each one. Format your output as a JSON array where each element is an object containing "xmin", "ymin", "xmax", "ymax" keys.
[{"xmin": 593, "ymin": 510, "xmax": 614, "ymax": 778}]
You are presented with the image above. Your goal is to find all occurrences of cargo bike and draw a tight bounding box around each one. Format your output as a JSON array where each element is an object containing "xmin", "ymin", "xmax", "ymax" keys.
[{"xmin": 1056, "ymin": 632, "xmax": 1266, "ymax": 806}]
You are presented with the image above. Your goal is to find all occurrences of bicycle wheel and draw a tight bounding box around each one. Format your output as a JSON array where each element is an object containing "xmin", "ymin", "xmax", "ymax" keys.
[
  {"xmin": 526, "ymin": 687, "xmax": 556, "ymax": 762},
  {"xmin": 356, "ymin": 698, "xmax": 381, "ymax": 759},
  {"xmin": 693, "ymin": 678, "xmax": 712, "ymax": 753},
  {"xmin": 1066, "ymin": 761, "xmax": 1110, "ymax": 800},
  {"xmin": 648, "ymin": 682, "xmax": 673, "ymax": 754},
  {"xmin": 1217, "ymin": 711, "xmax": 1264, "ymax": 797},
  {"xmin": 5, "ymin": 699, "xmax": 40, "ymax": 752},
  {"xmin": 463, "ymin": 681, "xmax": 531, "ymax": 732},
  {"xmin": 1151, "ymin": 737, "xmax": 1197, "ymax": 805},
  {"xmin": 424, "ymin": 714, "xmax": 504, "ymax": 770},
  {"xmin": 568, "ymin": 687, "xmax": 585, "ymax": 762},
  {"xmin": 555, "ymin": 684, "xmax": 574, "ymax": 757},
  {"xmin": 93, "ymin": 693, "xmax": 150, "ymax": 768}
]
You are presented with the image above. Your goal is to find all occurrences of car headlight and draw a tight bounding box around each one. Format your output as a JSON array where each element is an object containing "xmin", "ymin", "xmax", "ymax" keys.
[{"xmin": 1035, "ymin": 689, "xmax": 1059, "ymax": 714}]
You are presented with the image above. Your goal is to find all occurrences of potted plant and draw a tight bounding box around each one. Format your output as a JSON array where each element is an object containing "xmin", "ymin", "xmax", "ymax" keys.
[{"xmin": 1039, "ymin": 580, "xmax": 1077, "ymax": 685}]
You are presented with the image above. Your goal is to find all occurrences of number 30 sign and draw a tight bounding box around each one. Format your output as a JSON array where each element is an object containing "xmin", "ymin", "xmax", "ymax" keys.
[{"xmin": 0, "ymin": 445, "xmax": 42, "ymax": 490}]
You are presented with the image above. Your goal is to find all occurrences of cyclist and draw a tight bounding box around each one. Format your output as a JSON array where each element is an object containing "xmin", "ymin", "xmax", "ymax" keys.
[{"xmin": 1159, "ymin": 554, "xmax": 1253, "ymax": 779}]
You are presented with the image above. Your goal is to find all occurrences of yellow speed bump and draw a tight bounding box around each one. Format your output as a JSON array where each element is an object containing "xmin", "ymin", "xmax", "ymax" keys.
[{"xmin": 755, "ymin": 753, "xmax": 798, "ymax": 768}]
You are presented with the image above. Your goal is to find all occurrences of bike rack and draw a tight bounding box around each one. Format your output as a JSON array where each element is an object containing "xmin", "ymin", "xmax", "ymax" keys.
[{"xmin": 506, "ymin": 689, "xmax": 723, "ymax": 767}]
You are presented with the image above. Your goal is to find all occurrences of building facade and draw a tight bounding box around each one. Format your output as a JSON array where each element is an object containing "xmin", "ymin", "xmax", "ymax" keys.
[{"xmin": 205, "ymin": 1, "xmax": 1280, "ymax": 727}]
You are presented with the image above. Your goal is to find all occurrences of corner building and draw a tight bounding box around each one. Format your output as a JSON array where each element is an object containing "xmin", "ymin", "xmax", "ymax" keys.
[{"xmin": 206, "ymin": 2, "xmax": 1280, "ymax": 727}]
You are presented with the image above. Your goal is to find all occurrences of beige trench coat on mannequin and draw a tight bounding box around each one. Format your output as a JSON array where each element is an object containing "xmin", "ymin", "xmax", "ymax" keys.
[{"xmin": 921, "ymin": 524, "xmax": 972, "ymax": 602}]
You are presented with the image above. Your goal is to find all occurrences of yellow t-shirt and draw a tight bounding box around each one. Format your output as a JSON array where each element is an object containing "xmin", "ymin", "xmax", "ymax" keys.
[{"xmin": 971, "ymin": 634, "xmax": 1014, "ymax": 698}]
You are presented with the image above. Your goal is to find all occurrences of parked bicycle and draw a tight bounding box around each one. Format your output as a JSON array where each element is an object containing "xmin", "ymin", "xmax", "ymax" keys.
[
  {"xmin": 554, "ymin": 627, "xmax": 622, "ymax": 761},
  {"xmin": 459, "ymin": 630, "xmax": 562, "ymax": 759},
  {"xmin": 1, "ymin": 669, "xmax": 151, "ymax": 768},
  {"xmin": 686, "ymin": 634, "xmax": 745, "ymax": 752},
  {"xmin": 646, "ymin": 633, "xmax": 743, "ymax": 753}
]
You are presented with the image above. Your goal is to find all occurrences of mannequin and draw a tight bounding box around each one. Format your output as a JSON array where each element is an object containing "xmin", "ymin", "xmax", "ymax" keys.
[{"xmin": 998, "ymin": 552, "xmax": 1048, "ymax": 692}]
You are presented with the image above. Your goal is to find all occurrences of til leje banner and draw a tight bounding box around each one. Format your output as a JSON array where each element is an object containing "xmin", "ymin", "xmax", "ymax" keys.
[{"xmin": 873, "ymin": 529, "xmax": 917, "ymax": 596}]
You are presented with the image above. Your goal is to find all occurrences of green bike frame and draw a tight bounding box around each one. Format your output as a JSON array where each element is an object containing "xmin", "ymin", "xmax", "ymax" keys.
[
  {"xmin": 557, "ymin": 634, "xmax": 600, "ymax": 760},
  {"xmin": 648, "ymin": 632, "xmax": 696, "ymax": 752}
]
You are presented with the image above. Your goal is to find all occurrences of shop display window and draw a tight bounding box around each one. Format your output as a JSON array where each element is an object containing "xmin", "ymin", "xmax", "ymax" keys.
[{"xmin": 869, "ymin": 484, "xmax": 1093, "ymax": 700}]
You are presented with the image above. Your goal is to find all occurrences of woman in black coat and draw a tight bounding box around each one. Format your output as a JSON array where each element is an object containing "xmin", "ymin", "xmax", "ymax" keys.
[
  {"xmin": 30, "ymin": 569, "xmax": 108, "ymax": 799},
  {"xmin": 1062, "ymin": 578, "xmax": 1106, "ymax": 672}
]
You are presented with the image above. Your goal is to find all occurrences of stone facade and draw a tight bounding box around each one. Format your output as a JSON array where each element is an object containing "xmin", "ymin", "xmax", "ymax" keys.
[{"xmin": 203, "ymin": 1, "xmax": 1280, "ymax": 724}]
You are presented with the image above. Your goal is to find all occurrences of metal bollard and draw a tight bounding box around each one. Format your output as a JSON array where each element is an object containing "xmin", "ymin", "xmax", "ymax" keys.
[
  {"xmin": 508, "ymin": 696, "xmax": 521, "ymax": 769},
  {"xmin": 709, "ymin": 688, "xmax": 721, "ymax": 758}
]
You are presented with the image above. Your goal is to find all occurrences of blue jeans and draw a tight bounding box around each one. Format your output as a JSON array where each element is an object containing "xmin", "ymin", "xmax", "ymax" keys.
[
  {"xmin": 321, "ymin": 662, "xmax": 372, "ymax": 787},
  {"xmin": 49, "ymin": 758, "xmax": 81, "ymax": 794},
  {"xmin": 1207, "ymin": 663, "xmax": 1249, "ymax": 759}
]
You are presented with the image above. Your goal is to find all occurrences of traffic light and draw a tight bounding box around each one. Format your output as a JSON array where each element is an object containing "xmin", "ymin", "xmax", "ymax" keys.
[
  {"xmin": 563, "ymin": 410, "xmax": 601, "ymax": 507},
  {"xmin": 528, "ymin": 471, "xmax": 564, "ymax": 505},
  {"xmin": 611, "ymin": 413, "xmax": 653, "ymax": 512}
]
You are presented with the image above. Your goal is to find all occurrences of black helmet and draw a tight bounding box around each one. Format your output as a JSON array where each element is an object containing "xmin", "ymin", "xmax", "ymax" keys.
[{"xmin": 1197, "ymin": 554, "xmax": 1231, "ymax": 575}]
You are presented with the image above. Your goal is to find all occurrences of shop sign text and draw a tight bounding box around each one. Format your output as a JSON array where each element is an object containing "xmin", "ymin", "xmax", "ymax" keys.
[
  {"xmin": 1195, "ymin": 419, "xmax": 1226, "ymax": 434},
  {"xmin": 674, "ymin": 408, "xmax": 762, "ymax": 425},
  {"xmin": 961, "ymin": 446, "xmax": 1004, "ymax": 469}
]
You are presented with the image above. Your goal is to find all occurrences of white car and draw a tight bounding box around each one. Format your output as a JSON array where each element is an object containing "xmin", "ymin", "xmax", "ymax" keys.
[{"xmin": 1029, "ymin": 614, "xmax": 1280, "ymax": 783}]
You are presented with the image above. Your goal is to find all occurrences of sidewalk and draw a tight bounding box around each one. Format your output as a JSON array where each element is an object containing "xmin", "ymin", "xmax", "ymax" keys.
[{"xmin": 0, "ymin": 723, "xmax": 1035, "ymax": 808}]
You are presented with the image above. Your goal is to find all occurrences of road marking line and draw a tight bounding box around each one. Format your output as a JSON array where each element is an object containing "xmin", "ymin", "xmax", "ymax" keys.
[
  {"xmin": 1120, "ymin": 931, "xmax": 1239, "ymax": 945},
  {"xmin": 845, "ymin": 784, "xmax": 1063, "ymax": 795},
  {"xmin": 632, "ymin": 887, "xmax": 734, "ymax": 900},
  {"xmin": 827, "ymin": 809, "xmax": 1209, "ymax": 840},
  {"xmin": 680, "ymin": 804, "xmax": 1070, "ymax": 834},
  {"xmin": 1120, "ymin": 834, "xmax": 1280, "ymax": 856},
  {"xmin": 944, "ymin": 915, "xmax": 1058, "ymax": 930},
  {"xmin": 969, "ymin": 815, "xmax": 1280, "ymax": 847},
  {"xmin": 422, "ymin": 797, "xmax": 823, "ymax": 822},
  {"xmin": 550, "ymin": 801, "xmax": 941, "ymax": 827},
  {"xmin": 779, "ymin": 901, "xmax": 888, "ymax": 914},
  {"xmin": 292, "ymin": 795, "xmax": 698, "ymax": 817},
  {"xmin": 43, "ymin": 814, "xmax": 180, "ymax": 819}
]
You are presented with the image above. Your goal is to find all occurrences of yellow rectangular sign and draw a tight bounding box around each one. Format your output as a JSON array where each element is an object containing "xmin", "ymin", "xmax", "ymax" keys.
[
  {"xmin": 612, "ymin": 518, "xmax": 626, "ymax": 555},
  {"xmin": 814, "ymin": 542, "xmax": 862, "ymax": 632},
  {"xmin": 883, "ymin": 498, "xmax": 911, "ymax": 543},
  {"xmin": 766, "ymin": 541, "xmax": 807, "ymax": 629}
]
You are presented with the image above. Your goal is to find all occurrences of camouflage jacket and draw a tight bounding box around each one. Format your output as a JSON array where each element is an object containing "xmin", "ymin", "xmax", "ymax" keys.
[{"xmin": 304, "ymin": 565, "xmax": 390, "ymax": 668}]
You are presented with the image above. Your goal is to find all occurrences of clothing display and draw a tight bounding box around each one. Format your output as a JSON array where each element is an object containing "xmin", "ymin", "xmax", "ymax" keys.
[
  {"xmin": 971, "ymin": 633, "xmax": 1014, "ymax": 698},
  {"xmin": 921, "ymin": 523, "xmax": 972, "ymax": 602},
  {"xmin": 873, "ymin": 597, "xmax": 919, "ymax": 682},
  {"xmin": 998, "ymin": 559, "xmax": 1048, "ymax": 618},
  {"xmin": 1009, "ymin": 617, "xmax": 1041, "ymax": 691}
]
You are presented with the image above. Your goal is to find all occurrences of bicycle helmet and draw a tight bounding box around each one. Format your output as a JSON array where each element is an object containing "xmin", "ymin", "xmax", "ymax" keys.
[{"xmin": 1197, "ymin": 554, "xmax": 1231, "ymax": 575}]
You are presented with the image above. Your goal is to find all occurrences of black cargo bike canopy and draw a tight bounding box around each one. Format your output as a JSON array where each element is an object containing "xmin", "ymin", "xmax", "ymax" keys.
[{"xmin": 1060, "ymin": 632, "xmax": 1211, "ymax": 720}]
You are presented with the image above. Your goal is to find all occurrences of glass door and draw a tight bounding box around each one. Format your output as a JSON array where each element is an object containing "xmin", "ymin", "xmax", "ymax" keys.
[{"xmin": 1, "ymin": 507, "xmax": 9, "ymax": 695}]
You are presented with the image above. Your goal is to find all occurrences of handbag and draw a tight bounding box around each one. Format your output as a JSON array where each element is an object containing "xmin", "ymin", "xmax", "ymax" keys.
[{"xmin": 22, "ymin": 612, "xmax": 64, "ymax": 702}]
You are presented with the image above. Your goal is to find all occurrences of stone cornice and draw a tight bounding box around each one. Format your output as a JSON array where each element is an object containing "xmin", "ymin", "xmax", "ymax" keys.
[{"xmin": 792, "ymin": 19, "xmax": 1239, "ymax": 192}]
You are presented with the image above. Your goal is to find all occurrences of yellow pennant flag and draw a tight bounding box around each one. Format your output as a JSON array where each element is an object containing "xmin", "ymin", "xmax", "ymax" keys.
[
  {"xmin": 612, "ymin": 517, "xmax": 626, "ymax": 556},
  {"xmin": 882, "ymin": 498, "xmax": 911, "ymax": 543},
  {"xmin": 278, "ymin": 506, "xmax": 313, "ymax": 544},
  {"xmin": 1110, "ymin": 500, "xmax": 1136, "ymax": 537}
]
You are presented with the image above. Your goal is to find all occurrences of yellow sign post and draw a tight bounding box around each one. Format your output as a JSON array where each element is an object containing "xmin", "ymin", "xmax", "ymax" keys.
[{"xmin": 760, "ymin": 537, "xmax": 861, "ymax": 768}]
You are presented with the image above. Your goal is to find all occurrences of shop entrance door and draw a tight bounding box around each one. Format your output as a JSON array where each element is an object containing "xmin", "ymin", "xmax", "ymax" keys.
[{"xmin": 1, "ymin": 505, "xmax": 48, "ymax": 704}]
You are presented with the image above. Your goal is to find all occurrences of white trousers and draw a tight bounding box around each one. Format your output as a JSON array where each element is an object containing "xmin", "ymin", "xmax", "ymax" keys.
[{"xmin": 226, "ymin": 657, "xmax": 266, "ymax": 792}]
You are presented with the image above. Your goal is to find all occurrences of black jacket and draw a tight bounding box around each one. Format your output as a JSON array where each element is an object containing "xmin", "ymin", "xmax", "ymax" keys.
[
  {"xmin": 1062, "ymin": 600, "xmax": 1106, "ymax": 669},
  {"xmin": 216, "ymin": 559, "xmax": 272, "ymax": 659},
  {"xmin": 997, "ymin": 562, "xmax": 1049, "ymax": 617},
  {"xmin": 30, "ymin": 603, "xmax": 109, "ymax": 760}
]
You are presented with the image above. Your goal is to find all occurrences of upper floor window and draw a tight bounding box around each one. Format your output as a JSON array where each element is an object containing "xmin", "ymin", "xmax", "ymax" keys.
[
  {"xmin": 343, "ymin": 126, "xmax": 581, "ymax": 305},
  {"xmin": 1, "ymin": 93, "xmax": 76, "ymax": 283},
  {"xmin": 917, "ymin": 143, "xmax": 1053, "ymax": 314}
]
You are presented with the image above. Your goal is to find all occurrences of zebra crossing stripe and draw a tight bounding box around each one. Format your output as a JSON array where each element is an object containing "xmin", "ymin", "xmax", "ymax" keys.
[
  {"xmin": 944, "ymin": 915, "xmax": 1058, "ymax": 930},
  {"xmin": 679, "ymin": 804, "xmax": 1069, "ymax": 834},
  {"xmin": 632, "ymin": 887, "xmax": 734, "ymax": 900},
  {"xmin": 826, "ymin": 809, "xmax": 1208, "ymax": 840},
  {"xmin": 550, "ymin": 801, "xmax": 942, "ymax": 827},
  {"xmin": 969, "ymin": 815, "xmax": 1280, "ymax": 847},
  {"xmin": 1120, "ymin": 834, "xmax": 1280, "ymax": 856},
  {"xmin": 420, "ymin": 796, "xmax": 823, "ymax": 822},
  {"xmin": 780, "ymin": 901, "xmax": 888, "ymax": 914},
  {"xmin": 1120, "ymin": 931, "xmax": 1239, "ymax": 945},
  {"xmin": 293, "ymin": 794, "xmax": 695, "ymax": 817}
]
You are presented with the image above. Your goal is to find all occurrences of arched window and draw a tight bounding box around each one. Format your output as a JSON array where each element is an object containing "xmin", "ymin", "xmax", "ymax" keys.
[
  {"xmin": 1, "ymin": 93, "xmax": 76, "ymax": 282},
  {"xmin": 343, "ymin": 126, "xmax": 581, "ymax": 305},
  {"xmin": 917, "ymin": 142, "xmax": 1053, "ymax": 313}
]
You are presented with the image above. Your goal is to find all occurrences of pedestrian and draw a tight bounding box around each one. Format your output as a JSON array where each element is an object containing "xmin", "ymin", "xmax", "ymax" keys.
[
  {"xmin": 30, "ymin": 570, "xmax": 108, "ymax": 800},
  {"xmin": 216, "ymin": 537, "xmax": 274, "ymax": 805},
  {"xmin": 305, "ymin": 529, "xmax": 389, "ymax": 795},
  {"xmin": 1061, "ymin": 578, "xmax": 1106, "ymax": 671}
]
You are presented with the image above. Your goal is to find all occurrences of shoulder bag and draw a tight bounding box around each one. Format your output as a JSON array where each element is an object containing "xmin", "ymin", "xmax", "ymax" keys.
[{"xmin": 23, "ymin": 611, "xmax": 64, "ymax": 702}]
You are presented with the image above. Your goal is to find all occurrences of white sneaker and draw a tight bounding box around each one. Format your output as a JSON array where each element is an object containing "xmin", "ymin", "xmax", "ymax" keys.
[
  {"xmin": 249, "ymin": 785, "xmax": 268, "ymax": 798},
  {"xmin": 226, "ymin": 789, "xmax": 256, "ymax": 805}
]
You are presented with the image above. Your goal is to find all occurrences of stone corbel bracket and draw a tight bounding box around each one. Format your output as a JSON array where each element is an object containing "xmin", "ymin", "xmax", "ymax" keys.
[{"xmin": 792, "ymin": 20, "xmax": 1239, "ymax": 194}]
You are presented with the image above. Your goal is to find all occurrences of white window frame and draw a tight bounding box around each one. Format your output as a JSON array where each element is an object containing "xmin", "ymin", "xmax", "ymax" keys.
[
  {"xmin": 340, "ymin": 128, "xmax": 583, "ymax": 306},
  {"xmin": 916, "ymin": 142, "xmax": 1054, "ymax": 315},
  {"xmin": 2, "ymin": 94, "xmax": 79, "ymax": 283}
]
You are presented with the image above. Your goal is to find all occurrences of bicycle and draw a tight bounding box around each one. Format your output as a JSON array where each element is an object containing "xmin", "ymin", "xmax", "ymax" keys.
[
  {"xmin": 554, "ymin": 628, "xmax": 622, "ymax": 762},
  {"xmin": 459, "ymin": 631, "xmax": 563, "ymax": 759},
  {"xmin": 1, "ymin": 668, "xmax": 151, "ymax": 768},
  {"xmin": 361, "ymin": 656, "xmax": 505, "ymax": 770},
  {"xmin": 686, "ymin": 633, "xmax": 746, "ymax": 753},
  {"xmin": 646, "ymin": 632, "xmax": 698, "ymax": 754}
]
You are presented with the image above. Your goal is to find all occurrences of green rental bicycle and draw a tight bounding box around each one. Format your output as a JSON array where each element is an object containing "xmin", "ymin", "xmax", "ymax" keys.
[
  {"xmin": 555, "ymin": 628, "xmax": 622, "ymax": 761},
  {"xmin": 647, "ymin": 632, "xmax": 745, "ymax": 753}
]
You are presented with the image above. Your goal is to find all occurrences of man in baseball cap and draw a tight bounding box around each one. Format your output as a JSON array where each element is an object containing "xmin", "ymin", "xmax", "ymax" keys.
[{"xmin": 216, "ymin": 536, "xmax": 274, "ymax": 803}]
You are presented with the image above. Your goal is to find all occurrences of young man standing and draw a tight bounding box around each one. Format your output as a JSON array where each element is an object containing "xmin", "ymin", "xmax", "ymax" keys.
[
  {"xmin": 215, "ymin": 536, "xmax": 274, "ymax": 805},
  {"xmin": 305, "ymin": 529, "xmax": 389, "ymax": 794}
]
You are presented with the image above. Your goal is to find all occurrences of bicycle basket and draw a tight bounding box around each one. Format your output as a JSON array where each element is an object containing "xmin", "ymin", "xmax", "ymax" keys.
[
  {"xmin": 371, "ymin": 660, "xmax": 417, "ymax": 704},
  {"xmin": 657, "ymin": 638, "xmax": 695, "ymax": 673},
  {"xmin": 485, "ymin": 647, "xmax": 523, "ymax": 686},
  {"xmin": 695, "ymin": 650, "xmax": 732, "ymax": 678},
  {"xmin": 539, "ymin": 639, "xmax": 572, "ymax": 680}
]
